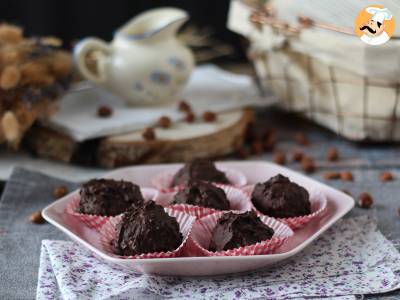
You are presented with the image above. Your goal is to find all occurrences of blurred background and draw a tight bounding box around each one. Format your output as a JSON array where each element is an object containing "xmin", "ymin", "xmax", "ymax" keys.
[{"xmin": 0, "ymin": 0, "xmax": 246, "ymax": 62}]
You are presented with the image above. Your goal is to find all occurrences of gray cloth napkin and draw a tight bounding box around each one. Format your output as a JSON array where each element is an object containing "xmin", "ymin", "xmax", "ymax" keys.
[
  {"xmin": 0, "ymin": 168, "xmax": 79, "ymax": 300},
  {"xmin": 1, "ymin": 167, "xmax": 400, "ymax": 300}
]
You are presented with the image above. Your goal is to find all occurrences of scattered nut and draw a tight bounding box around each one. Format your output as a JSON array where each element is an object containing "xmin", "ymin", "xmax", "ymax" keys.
[
  {"xmin": 327, "ymin": 147, "xmax": 339, "ymax": 161},
  {"xmin": 53, "ymin": 185, "xmax": 68, "ymax": 199},
  {"xmin": 398, "ymin": 207, "xmax": 400, "ymax": 216},
  {"xmin": 340, "ymin": 171, "xmax": 354, "ymax": 181},
  {"xmin": 29, "ymin": 211, "xmax": 45, "ymax": 224},
  {"xmin": 380, "ymin": 171, "xmax": 394, "ymax": 182},
  {"xmin": 358, "ymin": 192, "xmax": 373, "ymax": 209},
  {"xmin": 295, "ymin": 132, "xmax": 309, "ymax": 146},
  {"xmin": 273, "ymin": 151, "xmax": 286, "ymax": 165},
  {"xmin": 185, "ymin": 112, "xmax": 195, "ymax": 123},
  {"xmin": 203, "ymin": 111, "xmax": 217, "ymax": 122},
  {"xmin": 323, "ymin": 172, "xmax": 340, "ymax": 180},
  {"xmin": 142, "ymin": 127, "xmax": 156, "ymax": 141},
  {"xmin": 301, "ymin": 156, "xmax": 316, "ymax": 173},
  {"xmin": 158, "ymin": 116, "xmax": 171, "ymax": 128},
  {"xmin": 178, "ymin": 101, "xmax": 191, "ymax": 113},
  {"xmin": 251, "ymin": 140, "xmax": 264, "ymax": 155},
  {"xmin": 292, "ymin": 150, "xmax": 304, "ymax": 162},
  {"xmin": 97, "ymin": 105, "xmax": 113, "ymax": 118}
]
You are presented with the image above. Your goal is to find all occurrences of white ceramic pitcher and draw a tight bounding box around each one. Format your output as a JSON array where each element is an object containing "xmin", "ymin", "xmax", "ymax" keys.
[{"xmin": 74, "ymin": 7, "xmax": 194, "ymax": 106}]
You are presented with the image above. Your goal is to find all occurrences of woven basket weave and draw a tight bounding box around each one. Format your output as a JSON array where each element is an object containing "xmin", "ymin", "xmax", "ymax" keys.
[{"xmin": 229, "ymin": 0, "xmax": 400, "ymax": 141}]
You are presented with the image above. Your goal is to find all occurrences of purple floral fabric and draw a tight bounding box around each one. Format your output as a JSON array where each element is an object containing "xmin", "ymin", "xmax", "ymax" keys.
[{"xmin": 36, "ymin": 216, "xmax": 400, "ymax": 300}]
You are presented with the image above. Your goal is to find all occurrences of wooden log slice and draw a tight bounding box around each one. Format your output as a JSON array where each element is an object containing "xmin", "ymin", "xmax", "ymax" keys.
[
  {"xmin": 97, "ymin": 109, "xmax": 254, "ymax": 168},
  {"xmin": 26, "ymin": 108, "xmax": 253, "ymax": 168}
]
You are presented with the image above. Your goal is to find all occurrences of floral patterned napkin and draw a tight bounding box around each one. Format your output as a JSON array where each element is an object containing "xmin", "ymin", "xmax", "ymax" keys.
[{"xmin": 36, "ymin": 216, "xmax": 400, "ymax": 300}]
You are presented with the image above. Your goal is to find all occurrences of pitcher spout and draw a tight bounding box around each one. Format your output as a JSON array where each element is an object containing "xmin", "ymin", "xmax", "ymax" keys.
[{"xmin": 115, "ymin": 7, "xmax": 189, "ymax": 41}]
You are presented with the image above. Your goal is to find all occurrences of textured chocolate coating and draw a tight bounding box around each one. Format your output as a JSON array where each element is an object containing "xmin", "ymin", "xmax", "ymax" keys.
[
  {"xmin": 171, "ymin": 158, "xmax": 229, "ymax": 187},
  {"xmin": 114, "ymin": 201, "xmax": 183, "ymax": 256},
  {"xmin": 209, "ymin": 211, "xmax": 274, "ymax": 251},
  {"xmin": 79, "ymin": 179, "xmax": 144, "ymax": 216},
  {"xmin": 251, "ymin": 174, "xmax": 311, "ymax": 218},
  {"xmin": 172, "ymin": 181, "xmax": 230, "ymax": 210}
]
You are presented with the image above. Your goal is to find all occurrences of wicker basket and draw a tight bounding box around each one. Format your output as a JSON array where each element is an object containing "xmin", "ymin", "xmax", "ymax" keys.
[{"xmin": 228, "ymin": 0, "xmax": 400, "ymax": 141}]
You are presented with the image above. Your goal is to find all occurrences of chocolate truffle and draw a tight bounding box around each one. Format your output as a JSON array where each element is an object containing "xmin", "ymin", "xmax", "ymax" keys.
[
  {"xmin": 171, "ymin": 158, "xmax": 229, "ymax": 187},
  {"xmin": 114, "ymin": 201, "xmax": 183, "ymax": 255},
  {"xmin": 79, "ymin": 179, "xmax": 145, "ymax": 216},
  {"xmin": 251, "ymin": 174, "xmax": 311, "ymax": 218},
  {"xmin": 172, "ymin": 181, "xmax": 230, "ymax": 210},
  {"xmin": 209, "ymin": 211, "xmax": 274, "ymax": 251}
]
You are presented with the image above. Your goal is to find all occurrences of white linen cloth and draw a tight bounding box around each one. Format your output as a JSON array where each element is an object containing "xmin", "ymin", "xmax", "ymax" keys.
[
  {"xmin": 46, "ymin": 65, "xmax": 274, "ymax": 142},
  {"xmin": 36, "ymin": 216, "xmax": 400, "ymax": 300}
]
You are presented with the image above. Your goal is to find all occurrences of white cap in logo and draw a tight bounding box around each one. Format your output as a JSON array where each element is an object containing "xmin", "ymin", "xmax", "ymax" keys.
[{"xmin": 366, "ymin": 7, "xmax": 393, "ymax": 24}]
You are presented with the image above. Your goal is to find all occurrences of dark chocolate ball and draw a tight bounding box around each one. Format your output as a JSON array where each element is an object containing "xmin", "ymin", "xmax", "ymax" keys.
[
  {"xmin": 171, "ymin": 158, "xmax": 229, "ymax": 187},
  {"xmin": 251, "ymin": 174, "xmax": 311, "ymax": 218},
  {"xmin": 79, "ymin": 179, "xmax": 144, "ymax": 216},
  {"xmin": 172, "ymin": 180, "xmax": 230, "ymax": 210},
  {"xmin": 209, "ymin": 211, "xmax": 274, "ymax": 251},
  {"xmin": 114, "ymin": 201, "xmax": 183, "ymax": 256}
]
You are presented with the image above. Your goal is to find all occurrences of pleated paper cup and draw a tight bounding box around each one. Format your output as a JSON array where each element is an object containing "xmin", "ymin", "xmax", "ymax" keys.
[
  {"xmin": 151, "ymin": 166, "xmax": 247, "ymax": 193},
  {"xmin": 155, "ymin": 184, "xmax": 252, "ymax": 219},
  {"xmin": 99, "ymin": 208, "xmax": 196, "ymax": 259},
  {"xmin": 186, "ymin": 211, "xmax": 293, "ymax": 257},
  {"xmin": 65, "ymin": 188, "xmax": 159, "ymax": 230},
  {"xmin": 243, "ymin": 185, "xmax": 328, "ymax": 230}
]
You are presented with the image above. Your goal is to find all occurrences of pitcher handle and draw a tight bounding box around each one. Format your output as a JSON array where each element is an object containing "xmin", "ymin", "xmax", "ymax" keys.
[{"xmin": 74, "ymin": 37, "xmax": 111, "ymax": 83}]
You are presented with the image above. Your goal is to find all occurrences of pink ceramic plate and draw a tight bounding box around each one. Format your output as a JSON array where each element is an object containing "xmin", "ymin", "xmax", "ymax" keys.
[{"xmin": 42, "ymin": 161, "xmax": 354, "ymax": 276}]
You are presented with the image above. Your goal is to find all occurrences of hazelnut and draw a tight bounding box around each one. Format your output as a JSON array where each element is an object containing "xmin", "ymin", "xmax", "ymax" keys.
[
  {"xmin": 185, "ymin": 112, "xmax": 195, "ymax": 123},
  {"xmin": 251, "ymin": 140, "xmax": 264, "ymax": 155},
  {"xmin": 158, "ymin": 116, "xmax": 171, "ymax": 128},
  {"xmin": 178, "ymin": 101, "xmax": 191, "ymax": 113},
  {"xmin": 53, "ymin": 185, "xmax": 68, "ymax": 199},
  {"xmin": 340, "ymin": 171, "xmax": 354, "ymax": 181},
  {"xmin": 97, "ymin": 105, "xmax": 113, "ymax": 118},
  {"xmin": 295, "ymin": 132, "xmax": 309, "ymax": 146},
  {"xmin": 142, "ymin": 127, "xmax": 156, "ymax": 141},
  {"xmin": 397, "ymin": 207, "xmax": 400, "ymax": 216},
  {"xmin": 29, "ymin": 211, "xmax": 45, "ymax": 224},
  {"xmin": 273, "ymin": 151, "xmax": 286, "ymax": 165},
  {"xmin": 327, "ymin": 147, "xmax": 339, "ymax": 161},
  {"xmin": 358, "ymin": 192, "xmax": 373, "ymax": 209},
  {"xmin": 380, "ymin": 171, "xmax": 394, "ymax": 182},
  {"xmin": 203, "ymin": 111, "xmax": 217, "ymax": 122},
  {"xmin": 323, "ymin": 172, "xmax": 340, "ymax": 180},
  {"xmin": 301, "ymin": 156, "xmax": 316, "ymax": 173},
  {"xmin": 292, "ymin": 150, "xmax": 304, "ymax": 162}
]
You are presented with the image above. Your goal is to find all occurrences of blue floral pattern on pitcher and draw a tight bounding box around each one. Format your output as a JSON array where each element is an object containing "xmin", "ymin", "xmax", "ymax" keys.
[
  {"xmin": 168, "ymin": 57, "xmax": 186, "ymax": 71},
  {"xmin": 149, "ymin": 71, "xmax": 171, "ymax": 85}
]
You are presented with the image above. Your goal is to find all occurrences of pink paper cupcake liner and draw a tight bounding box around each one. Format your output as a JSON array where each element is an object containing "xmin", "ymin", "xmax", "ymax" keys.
[
  {"xmin": 151, "ymin": 166, "xmax": 247, "ymax": 193},
  {"xmin": 186, "ymin": 211, "xmax": 293, "ymax": 257},
  {"xmin": 242, "ymin": 185, "xmax": 328, "ymax": 230},
  {"xmin": 65, "ymin": 188, "xmax": 159, "ymax": 230},
  {"xmin": 155, "ymin": 184, "xmax": 253, "ymax": 219},
  {"xmin": 99, "ymin": 208, "xmax": 196, "ymax": 259}
]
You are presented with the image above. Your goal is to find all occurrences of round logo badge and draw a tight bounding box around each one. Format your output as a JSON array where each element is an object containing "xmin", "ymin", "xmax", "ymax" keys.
[{"xmin": 355, "ymin": 5, "xmax": 395, "ymax": 46}]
